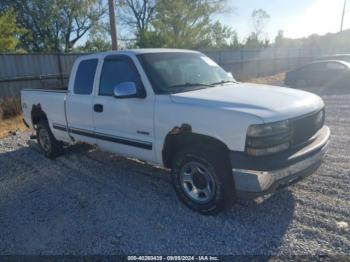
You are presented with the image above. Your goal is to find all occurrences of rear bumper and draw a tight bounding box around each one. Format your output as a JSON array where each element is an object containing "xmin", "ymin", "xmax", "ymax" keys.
[{"xmin": 230, "ymin": 126, "xmax": 330, "ymax": 199}]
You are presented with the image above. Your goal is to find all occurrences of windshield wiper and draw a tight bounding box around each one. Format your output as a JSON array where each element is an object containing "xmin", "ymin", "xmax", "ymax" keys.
[
  {"xmin": 210, "ymin": 80, "xmax": 237, "ymax": 86},
  {"xmin": 169, "ymin": 82, "xmax": 215, "ymax": 89}
]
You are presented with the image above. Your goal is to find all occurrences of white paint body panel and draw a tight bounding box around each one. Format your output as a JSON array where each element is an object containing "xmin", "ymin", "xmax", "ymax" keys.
[
  {"xmin": 21, "ymin": 49, "xmax": 325, "ymax": 167},
  {"xmin": 153, "ymin": 95, "xmax": 263, "ymax": 164},
  {"xmin": 21, "ymin": 90, "xmax": 71, "ymax": 143},
  {"xmin": 92, "ymin": 95, "xmax": 155, "ymax": 162},
  {"xmin": 170, "ymin": 83, "xmax": 324, "ymax": 123}
]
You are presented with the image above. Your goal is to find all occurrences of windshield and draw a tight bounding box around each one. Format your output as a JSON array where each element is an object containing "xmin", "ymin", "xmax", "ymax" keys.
[{"xmin": 137, "ymin": 52, "xmax": 236, "ymax": 94}]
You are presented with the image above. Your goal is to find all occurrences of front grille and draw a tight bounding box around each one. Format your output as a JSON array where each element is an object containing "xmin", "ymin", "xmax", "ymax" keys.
[{"xmin": 291, "ymin": 109, "xmax": 325, "ymax": 146}]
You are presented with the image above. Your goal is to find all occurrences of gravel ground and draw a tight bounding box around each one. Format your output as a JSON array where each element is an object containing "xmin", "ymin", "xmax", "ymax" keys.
[{"xmin": 0, "ymin": 86, "xmax": 349, "ymax": 255}]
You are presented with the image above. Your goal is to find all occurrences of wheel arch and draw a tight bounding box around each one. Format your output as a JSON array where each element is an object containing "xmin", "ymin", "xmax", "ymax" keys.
[
  {"xmin": 31, "ymin": 104, "xmax": 48, "ymax": 128},
  {"xmin": 162, "ymin": 124, "xmax": 230, "ymax": 168}
]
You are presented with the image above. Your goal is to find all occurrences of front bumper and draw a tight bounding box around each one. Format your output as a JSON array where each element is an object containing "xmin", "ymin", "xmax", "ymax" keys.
[{"xmin": 230, "ymin": 126, "xmax": 330, "ymax": 199}]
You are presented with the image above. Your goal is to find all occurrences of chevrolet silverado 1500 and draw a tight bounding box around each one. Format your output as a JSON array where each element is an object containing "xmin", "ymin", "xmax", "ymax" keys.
[{"xmin": 21, "ymin": 49, "xmax": 330, "ymax": 214}]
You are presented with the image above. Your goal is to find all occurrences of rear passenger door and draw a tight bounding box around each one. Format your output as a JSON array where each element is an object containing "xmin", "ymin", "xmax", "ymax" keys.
[
  {"xmin": 92, "ymin": 55, "xmax": 155, "ymax": 162},
  {"xmin": 66, "ymin": 58, "xmax": 98, "ymax": 144}
]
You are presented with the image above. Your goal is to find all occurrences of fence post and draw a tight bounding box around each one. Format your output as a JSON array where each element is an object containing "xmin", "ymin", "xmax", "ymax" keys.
[
  {"xmin": 240, "ymin": 49, "xmax": 244, "ymax": 80},
  {"xmin": 57, "ymin": 53, "xmax": 64, "ymax": 88},
  {"xmin": 273, "ymin": 47, "xmax": 277, "ymax": 75},
  {"xmin": 257, "ymin": 49, "xmax": 261, "ymax": 77},
  {"xmin": 287, "ymin": 48, "xmax": 292, "ymax": 71},
  {"xmin": 309, "ymin": 46, "xmax": 313, "ymax": 63}
]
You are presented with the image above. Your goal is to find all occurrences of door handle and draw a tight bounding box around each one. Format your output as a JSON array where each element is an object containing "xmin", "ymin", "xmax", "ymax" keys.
[{"xmin": 94, "ymin": 104, "xmax": 103, "ymax": 113}]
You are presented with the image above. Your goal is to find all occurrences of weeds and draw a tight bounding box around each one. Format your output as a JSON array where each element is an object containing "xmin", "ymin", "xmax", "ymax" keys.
[{"xmin": 0, "ymin": 97, "xmax": 22, "ymax": 119}]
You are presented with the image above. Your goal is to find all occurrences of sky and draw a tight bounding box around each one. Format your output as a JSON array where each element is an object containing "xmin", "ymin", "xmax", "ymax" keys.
[
  {"xmin": 80, "ymin": 0, "xmax": 350, "ymax": 46},
  {"xmin": 217, "ymin": 0, "xmax": 350, "ymax": 41}
]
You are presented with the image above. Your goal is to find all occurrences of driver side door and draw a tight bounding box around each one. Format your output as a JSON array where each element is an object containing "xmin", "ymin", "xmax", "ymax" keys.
[{"xmin": 92, "ymin": 55, "xmax": 155, "ymax": 162}]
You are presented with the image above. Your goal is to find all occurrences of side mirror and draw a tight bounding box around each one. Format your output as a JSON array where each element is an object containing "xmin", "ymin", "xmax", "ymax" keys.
[
  {"xmin": 113, "ymin": 82, "xmax": 139, "ymax": 98},
  {"xmin": 227, "ymin": 72, "xmax": 233, "ymax": 78}
]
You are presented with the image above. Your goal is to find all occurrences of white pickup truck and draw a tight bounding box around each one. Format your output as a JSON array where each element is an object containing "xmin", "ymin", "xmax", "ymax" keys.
[{"xmin": 21, "ymin": 49, "xmax": 330, "ymax": 214}]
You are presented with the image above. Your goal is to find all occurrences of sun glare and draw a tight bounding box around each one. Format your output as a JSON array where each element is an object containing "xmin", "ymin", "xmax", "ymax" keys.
[{"xmin": 284, "ymin": 0, "xmax": 349, "ymax": 38}]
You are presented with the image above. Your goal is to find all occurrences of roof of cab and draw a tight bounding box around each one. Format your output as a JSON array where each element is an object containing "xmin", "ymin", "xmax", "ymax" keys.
[
  {"xmin": 124, "ymin": 48, "xmax": 200, "ymax": 54},
  {"xmin": 79, "ymin": 48, "xmax": 200, "ymax": 59}
]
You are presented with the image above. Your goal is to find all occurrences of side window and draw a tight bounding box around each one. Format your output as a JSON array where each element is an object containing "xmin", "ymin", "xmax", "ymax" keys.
[
  {"xmin": 74, "ymin": 59, "xmax": 98, "ymax": 95},
  {"xmin": 99, "ymin": 59, "xmax": 139, "ymax": 96}
]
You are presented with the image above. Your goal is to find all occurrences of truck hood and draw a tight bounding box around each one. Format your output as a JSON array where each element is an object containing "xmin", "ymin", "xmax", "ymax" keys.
[{"xmin": 170, "ymin": 83, "xmax": 324, "ymax": 122}]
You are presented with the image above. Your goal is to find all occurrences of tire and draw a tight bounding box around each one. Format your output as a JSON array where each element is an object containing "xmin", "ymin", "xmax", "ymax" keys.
[
  {"xmin": 36, "ymin": 121, "xmax": 63, "ymax": 159},
  {"xmin": 171, "ymin": 145, "xmax": 235, "ymax": 215}
]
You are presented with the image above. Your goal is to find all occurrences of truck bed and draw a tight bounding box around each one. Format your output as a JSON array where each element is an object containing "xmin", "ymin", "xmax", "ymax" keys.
[
  {"xmin": 22, "ymin": 88, "xmax": 68, "ymax": 93},
  {"xmin": 21, "ymin": 89, "xmax": 67, "ymax": 131}
]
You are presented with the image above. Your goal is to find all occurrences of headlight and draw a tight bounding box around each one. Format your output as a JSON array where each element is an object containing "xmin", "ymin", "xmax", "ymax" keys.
[
  {"xmin": 246, "ymin": 120, "xmax": 291, "ymax": 156},
  {"xmin": 314, "ymin": 109, "xmax": 325, "ymax": 130},
  {"xmin": 247, "ymin": 120, "xmax": 290, "ymax": 137}
]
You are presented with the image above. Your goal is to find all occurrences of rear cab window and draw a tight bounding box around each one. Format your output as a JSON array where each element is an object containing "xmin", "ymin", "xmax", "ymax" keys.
[{"xmin": 74, "ymin": 59, "xmax": 98, "ymax": 95}]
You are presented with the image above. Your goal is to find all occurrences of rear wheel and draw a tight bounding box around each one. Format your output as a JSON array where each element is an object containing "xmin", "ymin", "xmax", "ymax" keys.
[
  {"xmin": 36, "ymin": 121, "xmax": 62, "ymax": 158},
  {"xmin": 171, "ymin": 145, "xmax": 235, "ymax": 215}
]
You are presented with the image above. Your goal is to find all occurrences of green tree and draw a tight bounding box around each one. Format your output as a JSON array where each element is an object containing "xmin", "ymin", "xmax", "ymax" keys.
[
  {"xmin": 251, "ymin": 9, "xmax": 270, "ymax": 43},
  {"xmin": 245, "ymin": 32, "xmax": 270, "ymax": 49},
  {"xmin": 228, "ymin": 31, "xmax": 242, "ymax": 49},
  {"xmin": 244, "ymin": 9, "xmax": 270, "ymax": 48},
  {"xmin": 1, "ymin": 0, "xmax": 107, "ymax": 52},
  {"xmin": 76, "ymin": 19, "xmax": 111, "ymax": 51},
  {"xmin": 59, "ymin": 0, "xmax": 108, "ymax": 51},
  {"xmin": 118, "ymin": 0, "xmax": 156, "ymax": 33},
  {"xmin": 244, "ymin": 32, "xmax": 260, "ymax": 49},
  {"xmin": 207, "ymin": 21, "xmax": 234, "ymax": 49},
  {"xmin": 78, "ymin": 35, "xmax": 112, "ymax": 51},
  {"xmin": 116, "ymin": 0, "xmax": 237, "ymax": 49},
  {"xmin": 134, "ymin": 30, "xmax": 166, "ymax": 48},
  {"xmin": 117, "ymin": 0, "xmax": 157, "ymax": 48},
  {"xmin": 0, "ymin": 10, "xmax": 26, "ymax": 52},
  {"xmin": 151, "ymin": 0, "xmax": 226, "ymax": 49},
  {"xmin": 275, "ymin": 29, "xmax": 287, "ymax": 46}
]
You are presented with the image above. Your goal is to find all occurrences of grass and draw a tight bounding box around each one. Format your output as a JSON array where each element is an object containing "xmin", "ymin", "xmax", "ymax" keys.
[
  {"xmin": 0, "ymin": 97, "xmax": 29, "ymax": 139},
  {"xmin": 0, "ymin": 115, "xmax": 28, "ymax": 139},
  {"xmin": 246, "ymin": 72, "xmax": 286, "ymax": 86},
  {"xmin": 0, "ymin": 97, "xmax": 22, "ymax": 119}
]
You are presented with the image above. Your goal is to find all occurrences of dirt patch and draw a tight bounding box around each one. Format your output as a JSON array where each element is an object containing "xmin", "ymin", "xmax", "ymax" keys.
[
  {"xmin": 0, "ymin": 115, "xmax": 29, "ymax": 139},
  {"xmin": 0, "ymin": 96, "xmax": 26, "ymax": 139},
  {"xmin": 246, "ymin": 72, "xmax": 286, "ymax": 86}
]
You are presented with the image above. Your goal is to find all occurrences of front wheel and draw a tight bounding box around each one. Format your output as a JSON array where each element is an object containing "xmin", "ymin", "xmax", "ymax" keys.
[
  {"xmin": 36, "ymin": 121, "xmax": 62, "ymax": 159},
  {"xmin": 171, "ymin": 146, "xmax": 235, "ymax": 215}
]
